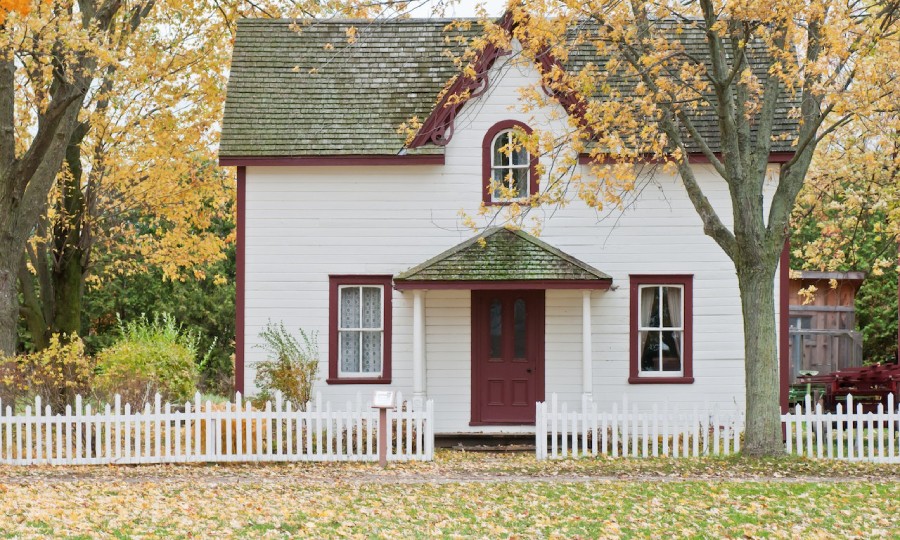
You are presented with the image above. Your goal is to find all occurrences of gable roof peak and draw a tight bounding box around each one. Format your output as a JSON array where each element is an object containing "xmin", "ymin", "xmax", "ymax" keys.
[{"xmin": 394, "ymin": 227, "xmax": 612, "ymax": 286}]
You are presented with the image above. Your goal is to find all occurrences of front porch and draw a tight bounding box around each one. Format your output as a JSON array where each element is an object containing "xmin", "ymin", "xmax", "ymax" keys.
[{"xmin": 394, "ymin": 228, "xmax": 612, "ymax": 432}]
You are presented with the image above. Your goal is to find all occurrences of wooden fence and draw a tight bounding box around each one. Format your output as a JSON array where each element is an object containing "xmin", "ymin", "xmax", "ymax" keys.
[
  {"xmin": 536, "ymin": 394, "xmax": 744, "ymax": 460},
  {"xmin": 0, "ymin": 392, "xmax": 434, "ymax": 465},
  {"xmin": 784, "ymin": 393, "xmax": 899, "ymax": 463},
  {"xmin": 536, "ymin": 393, "xmax": 900, "ymax": 462}
]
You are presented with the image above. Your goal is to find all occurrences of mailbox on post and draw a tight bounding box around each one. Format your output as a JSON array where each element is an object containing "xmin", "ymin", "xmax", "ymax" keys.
[{"xmin": 372, "ymin": 391, "xmax": 395, "ymax": 467}]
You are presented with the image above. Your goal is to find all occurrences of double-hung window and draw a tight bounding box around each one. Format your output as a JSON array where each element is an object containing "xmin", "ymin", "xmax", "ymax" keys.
[
  {"xmin": 328, "ymin": 276, "xmax": 392, "ymax": 384},
  {"xmin": 629, "ymin": 275, "xmax": 694, "ymax": 383}
]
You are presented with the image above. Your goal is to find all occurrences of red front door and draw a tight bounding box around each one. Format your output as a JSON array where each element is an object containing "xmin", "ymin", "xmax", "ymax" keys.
[{"xmin": 471, "ymin": 290, "xmax": 545, "ymax": 425}]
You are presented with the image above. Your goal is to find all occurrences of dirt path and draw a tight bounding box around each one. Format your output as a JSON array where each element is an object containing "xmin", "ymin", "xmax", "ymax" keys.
[{"xmin": 0, "ymin": 461, "xmax": 895, "ymax": 486}]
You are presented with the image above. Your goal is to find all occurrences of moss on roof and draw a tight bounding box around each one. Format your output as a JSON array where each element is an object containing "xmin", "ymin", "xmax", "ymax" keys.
[
  {"xmin": 220, "ymin": 18, "xmax": 477, "ymax": 157},
  {"xmin": 221, "ymin": 18, "xmax": 801, "ymax": 158},
  {"xmin": 395, "ymin": 228, "xmax": 612, "ymax": 282}
]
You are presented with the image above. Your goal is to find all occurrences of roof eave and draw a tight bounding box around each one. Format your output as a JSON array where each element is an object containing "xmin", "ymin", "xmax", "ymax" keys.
[{"xmin": 393, "ymin": 278, "xmax": 613, "ymax": 291}]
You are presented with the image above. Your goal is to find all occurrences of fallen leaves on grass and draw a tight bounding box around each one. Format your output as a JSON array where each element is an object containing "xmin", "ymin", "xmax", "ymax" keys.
[{"xmin": 0, "ymin": 452, "xmax": 898, "ymax": 538}]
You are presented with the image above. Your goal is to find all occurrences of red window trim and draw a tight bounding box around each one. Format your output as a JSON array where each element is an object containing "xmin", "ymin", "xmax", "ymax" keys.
[
  {"xmin": 629, "ymin": 274, "xmax": 694, "ymax": 384},
  {"xmin": 327, "ymin": 275, "xmax": 393, "ymax": 385},
  {"xmin": 482, "ymin": 120, "xmax": 539, "ymax": 206}
]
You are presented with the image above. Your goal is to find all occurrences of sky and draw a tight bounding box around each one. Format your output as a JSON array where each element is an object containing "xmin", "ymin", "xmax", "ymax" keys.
[{"xmin": 407, "ymin": 0, "xmax": 510, "ymax": 18}]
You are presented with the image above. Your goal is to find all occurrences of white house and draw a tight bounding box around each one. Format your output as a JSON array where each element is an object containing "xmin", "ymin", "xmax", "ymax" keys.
[{"xmin": 219, "ymin": 16, "xmax": 795, "ymax": 434}]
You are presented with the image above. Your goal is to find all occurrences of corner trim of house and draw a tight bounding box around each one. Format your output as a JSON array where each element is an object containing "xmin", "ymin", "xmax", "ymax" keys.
[{"xmin": 235, "ymin": 166, "xmax": 246, "ymax": 395}]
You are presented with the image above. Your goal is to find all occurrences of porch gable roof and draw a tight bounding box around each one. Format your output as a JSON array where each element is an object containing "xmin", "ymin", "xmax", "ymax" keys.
[{"xmin": 394, "ymin": 228, "xmax": 612, "ymax": 290}]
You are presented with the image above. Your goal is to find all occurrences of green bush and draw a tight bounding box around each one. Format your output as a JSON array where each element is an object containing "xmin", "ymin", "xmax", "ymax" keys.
[
  {"xmin": 254, "ymin": 322, "xmax": 319, "ymax": 409},
  {"xmin": 95, "ymin": 314, "xmax": 201, "ymax": 409}
]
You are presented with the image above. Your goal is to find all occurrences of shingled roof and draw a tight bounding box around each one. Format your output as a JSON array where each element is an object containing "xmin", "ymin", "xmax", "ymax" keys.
[
  {"xmin": 220, "ymin": 19, "xmax": 476, "ymax": 158},
  {"xmin": 393, "ymin": 228, "xmax": 612, "ymax": 288},
  {"xmin": 220, "ymin": 17, "xmax": 800, "ymax": 159}
]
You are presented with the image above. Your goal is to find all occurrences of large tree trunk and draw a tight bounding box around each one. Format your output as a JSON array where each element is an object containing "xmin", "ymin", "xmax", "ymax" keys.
[
  {"xmin": 50, "ymin": 129, "xmax": 90, "ymax": 338},
  {"xmin": 0, "ymin": 239, "xmax": 22, "ymax": 356},
  {"xmin": 736, "ymin": 259, "xmax": 783, "ymax": 456},
  {"xmin": 51, "ymin": 250, "xmax": 84, "ymax": 337},
  {"xmin": 11, "ymin": 124, "xmax": 91, "ymax": 350}
]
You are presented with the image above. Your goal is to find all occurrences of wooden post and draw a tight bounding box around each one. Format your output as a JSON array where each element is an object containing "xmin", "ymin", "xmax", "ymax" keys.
[
  {"xmin": 413, "ymin": 290, "xmax": 426, "ymax": 402},
  {"xmin": 582, "ymin": 290, "xmax": 592, "ymax": 401},
  {"xmin": 372, "ymin": 391, "xmax": 395, "ymax": 468},
  {"xmin": 378, "ymin": 407, "xmax": 388, "ymax": 467}
]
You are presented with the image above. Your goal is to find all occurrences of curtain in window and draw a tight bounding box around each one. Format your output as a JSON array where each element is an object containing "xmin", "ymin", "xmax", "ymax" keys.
[
  {"xmin": 641, "ymin": 287, "xmax": 656, "ymax": 327},
  {"xmin": 340, "ymin": 288, "xmax": 361, "ymax": 372},
  {"xmin": 665, "ymin": 287, "xmax": 681, "ymax": 328},
  {"xmin": 361, "ymin": 288, "xmax": 380, "ymax": 328},
  {"xmin": 339, "ymin": 286, "xmax": 383, "ymax": 374},
  {"xmin": 361, "ymin": 287, "xmax": 382, "ymax": 373},
  {"xmin": 662, "ymin": 286, "xmax": 682, "ymax": 371},
  {"xmin": 639, "ymin": 286, "xmax": 658, "ymax": 371}
]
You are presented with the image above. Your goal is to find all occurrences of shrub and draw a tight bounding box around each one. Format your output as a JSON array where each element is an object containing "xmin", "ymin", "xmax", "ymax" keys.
[
  {"xmin": 0, "ymin": 333, "xmax": 93, "ymax": 412},
  {"xmin": 95, "ymin": 314, "xmax": 200, "ymax": 409},
  {"xmin": 254, "ymin": 322, "xmax": 319, "ymax": 409}
]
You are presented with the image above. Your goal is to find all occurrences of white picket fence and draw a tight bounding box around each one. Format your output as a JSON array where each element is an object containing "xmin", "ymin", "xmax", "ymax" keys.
[
  {"xmin": 784, "ymin": 393, "xmax": 899, "ymax": 463},
  {"xmin": 536, "ymin": 394, "xmax": 744, "ymax": 459},
  {"xmin": 0, "ymin": 392, "xmax": 434, "ymax": 465},
  {"xmin": 537, "ymin": 393, "xmax": 900, "ymax": 462}
]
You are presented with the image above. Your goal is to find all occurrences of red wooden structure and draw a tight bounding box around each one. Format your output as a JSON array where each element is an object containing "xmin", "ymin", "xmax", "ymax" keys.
[{"xmin": 797, "ymin": 363, "xmax": 900, "ymax": 413}]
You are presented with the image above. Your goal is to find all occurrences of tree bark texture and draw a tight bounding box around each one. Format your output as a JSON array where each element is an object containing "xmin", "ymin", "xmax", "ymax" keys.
[
  {"xmin": 736, "ymin": 259, "xmax": 783, "ymax": 456},
  {"xmin": 0, "ymin": 239, "xmax": 21, "ymax": 356}
]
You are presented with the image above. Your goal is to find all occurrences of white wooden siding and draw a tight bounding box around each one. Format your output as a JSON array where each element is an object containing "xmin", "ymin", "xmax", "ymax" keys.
[{"xmin": 242, "ymin": 49, "xmax": 781, "ymax": 432}]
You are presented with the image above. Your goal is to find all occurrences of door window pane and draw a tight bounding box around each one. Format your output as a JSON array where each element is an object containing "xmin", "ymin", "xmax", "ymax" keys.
[
  {"xmin": 489, "ymin": 299, "xmax": 502, "ymax": 358},
  {"xmin": 514, "ymin": 298, "xmax": 527, "ymax": 358}
]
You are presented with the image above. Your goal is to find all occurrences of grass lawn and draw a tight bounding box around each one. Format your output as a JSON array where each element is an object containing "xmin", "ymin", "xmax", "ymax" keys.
[{"xmin": 0, "ymin": 451, "xmax": 898, "ymax": 538}]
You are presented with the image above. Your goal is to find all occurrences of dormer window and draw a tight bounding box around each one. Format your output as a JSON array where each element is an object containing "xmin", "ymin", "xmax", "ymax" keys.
[{"xmin": 482, "ymin": 120, "xmax": 539, "ymax": 205}]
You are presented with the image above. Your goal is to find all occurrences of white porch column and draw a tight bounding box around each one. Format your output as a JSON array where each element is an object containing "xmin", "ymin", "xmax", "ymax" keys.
[
  {"xmin": 413, "ymin": 290, "xmax": 427, "ymax": 402},
  {"xmin": 582, "ymin": 290, "xmax": 593, "ymax": 401}
]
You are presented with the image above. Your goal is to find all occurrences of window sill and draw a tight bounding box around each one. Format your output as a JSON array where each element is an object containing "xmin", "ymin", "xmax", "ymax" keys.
[
  {"xmin": 484, "ymin": 199, "xmax": 531, "ymax": 207},
  {"xmin": 628, "ymin": 376, "xmax": 694, "ymax": 384},
  {"xmin": 326, "ymin": 377, "xmax": 392, "ymax": 385}
]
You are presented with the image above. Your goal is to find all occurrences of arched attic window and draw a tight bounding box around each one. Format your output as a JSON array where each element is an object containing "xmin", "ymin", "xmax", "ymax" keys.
[{"xmin": 482, "ymin": 120, "xmax": 539, "ymax": 205}]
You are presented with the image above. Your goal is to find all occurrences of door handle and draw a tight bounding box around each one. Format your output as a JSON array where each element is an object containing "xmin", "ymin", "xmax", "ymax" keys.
[{"xmin": 526, "ymin": 369, "xmax": 533, "ymax": 373}]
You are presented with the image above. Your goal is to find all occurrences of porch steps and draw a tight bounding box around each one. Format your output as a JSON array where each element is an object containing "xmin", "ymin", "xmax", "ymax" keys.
[{"xmin": 436, "ymin": 433, "xmax": 535, "ymax": 452}]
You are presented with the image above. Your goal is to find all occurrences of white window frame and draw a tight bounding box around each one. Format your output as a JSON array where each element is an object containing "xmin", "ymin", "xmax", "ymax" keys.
[
  {"xmin": 637, "ymin": 284, "xmax": 685, "ymax": 377},
  {"xmin": 490, "ymin": 129, "xmax": 530, "ymax": 202},
  {"xmin": 337, "ymin": 284, "xmax": 385, "ymax": 378}
]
